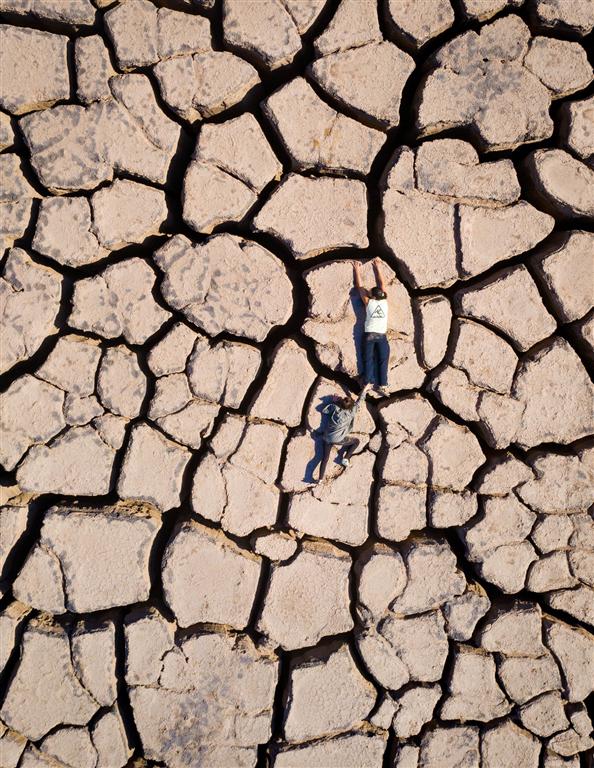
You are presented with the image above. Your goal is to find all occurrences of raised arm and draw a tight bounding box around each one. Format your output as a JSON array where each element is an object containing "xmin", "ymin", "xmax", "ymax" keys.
[
  {"xmin": 373, "ymin": 257, "xmax": 386, "ymax": 293},
  {"xmin": 353, "ymin": 261, "xmax": 369, "ymax": 305},
  {"xmin": 353, "ymin": 387, "xmax": 367, "ymax": 411}
]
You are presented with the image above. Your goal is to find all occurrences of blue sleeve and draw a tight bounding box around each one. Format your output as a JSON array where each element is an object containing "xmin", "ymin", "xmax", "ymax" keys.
[{"xmin": 352, "ymin": 393, "xmax": 365, "ymax": 414}]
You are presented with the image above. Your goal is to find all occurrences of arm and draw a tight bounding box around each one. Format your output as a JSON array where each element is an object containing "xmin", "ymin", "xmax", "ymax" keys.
[
  {"xmin": 353, "ymin": 261, "xmax": 369, "ymax": 305},
  {"xmin": 350, "ymin": 389, "xmax": 366, "ymax": 414},
  {"xmin": 373, "ymin": 257, "xmax": 386, "ymax": 293}
]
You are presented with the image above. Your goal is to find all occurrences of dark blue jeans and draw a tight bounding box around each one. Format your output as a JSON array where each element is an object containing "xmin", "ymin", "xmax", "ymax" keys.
[{"xmin": 364, "ymin": 333, "xmax": 390, "ymax": 386}]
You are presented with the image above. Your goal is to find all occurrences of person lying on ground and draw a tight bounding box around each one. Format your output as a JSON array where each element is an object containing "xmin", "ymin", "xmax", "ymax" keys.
[
  {"xmin": 317, "ymin": 389, "xmax": 366, "ymax": 481},
  {"xmin": 353, "ymin": 258, "xmax": 390, "ymax": 396}
]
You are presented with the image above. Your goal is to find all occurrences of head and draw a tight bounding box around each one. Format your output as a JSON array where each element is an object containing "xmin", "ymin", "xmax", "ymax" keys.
[
  {"xmin": 371, "ymin": 286, "xmax": 387, "ymax": 300},
  {"xmin": 338, "ymin": 396, "xmax": 355, "ymax": 410}
]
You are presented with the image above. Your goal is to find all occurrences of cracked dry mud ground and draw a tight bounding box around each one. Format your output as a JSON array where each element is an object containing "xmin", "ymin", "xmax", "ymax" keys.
[{"xmin": 0, "ymin": 0, "xmax": 593, "ymax": 767}]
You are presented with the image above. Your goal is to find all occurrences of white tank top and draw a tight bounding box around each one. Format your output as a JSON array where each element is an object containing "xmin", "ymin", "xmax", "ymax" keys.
[{"xmin": 365, "ymin": 299, "xmax": 388, "ymax": 333}]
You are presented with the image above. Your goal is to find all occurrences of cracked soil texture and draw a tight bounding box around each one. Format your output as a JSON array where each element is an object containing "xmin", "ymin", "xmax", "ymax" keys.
[{"xmin": 0, "ymin": 0, "xmax": 593, "ymax": 766}]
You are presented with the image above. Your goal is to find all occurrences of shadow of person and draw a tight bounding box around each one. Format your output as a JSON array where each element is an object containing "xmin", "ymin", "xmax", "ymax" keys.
[
  {"xmin": 303, "ymin": 391, "xmax": 348, "ymax": 483},
  {"xmin": 303, "ymin": 435, "xmax": 325, "ymax": 483},
  {"xmin": 350, "ymin": 286, "xmax": 372, "ymax": 385}
]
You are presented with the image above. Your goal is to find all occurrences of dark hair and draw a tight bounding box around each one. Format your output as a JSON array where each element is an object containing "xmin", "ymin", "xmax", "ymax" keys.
[
  {"xmin": 371, "ymin": 287, "xmax": 387, "ymax": 300},
  {"xmin": 339, "ymin": 397, "xmax": 355, "ymax": 410}
]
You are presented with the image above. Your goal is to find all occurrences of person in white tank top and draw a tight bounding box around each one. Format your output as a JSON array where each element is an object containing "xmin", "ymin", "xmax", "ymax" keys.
[
  {"xmin": 365, "ymin": 297, "xmax": 389, "ymax": 334},
  {"xmin": 353, "ymin": 259, "xmax": 391, "ymax": 395}
]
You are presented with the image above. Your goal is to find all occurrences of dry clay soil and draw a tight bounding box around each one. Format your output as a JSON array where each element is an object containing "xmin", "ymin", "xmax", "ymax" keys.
[{"xmin": 0, "ymin": 0, "xmax": 594, "ymax": 766}]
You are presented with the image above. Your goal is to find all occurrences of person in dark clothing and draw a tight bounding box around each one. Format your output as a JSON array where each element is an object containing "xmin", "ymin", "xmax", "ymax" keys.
[
  {"xmin": 353, "ymin": 259, "xmax": 390, "ymax": 395},
  {"xmin": 318, "ymin": 389, "xmax": 365, "ymax": 480}
]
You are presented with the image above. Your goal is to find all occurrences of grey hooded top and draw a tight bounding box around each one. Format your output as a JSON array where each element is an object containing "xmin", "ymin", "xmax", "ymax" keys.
[{"xmin": 321, "ymin": 392, "xmax": 364, "ymax": 444}]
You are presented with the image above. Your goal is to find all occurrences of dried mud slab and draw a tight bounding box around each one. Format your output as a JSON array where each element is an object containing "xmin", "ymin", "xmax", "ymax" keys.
[
  {"xmin": 13, "ymin": 504, "xmax": 159, "ymax": 613},
  {"xmin": 251, "ymin": 339, "xmax": 316, "ymax": 426},
  {"xmin": 309, "ymin": 0, "xmax": 414, "ymax": 129},
  {"xmin": 75, "ymin": 34, "xmax": 115, "ymax": 104},
  {"xmin": 162, "ymin": 521, "xmax": 261, "ymax": 628},
  {"xmin": 456, "ymin": 266, "xmax": 557, "ymax": 351},
  {"xmin": 0, "ymin": 25, "xmax": 69, "ymax": 115},
  {"xmin": 154, "ymin": 233, "xmax": 293, "ymax": 341},
  {"xmin": 257, "ymin": 541, "xmax": 353, "ymax": 650},
  {"xmin": 183, "ymin": 113, "xmax": 281, "ymax": 233},
  {"xmin": 531, "ymin": 231, "xmax": 594, "ymax": 323},
  {"xmin": 288, "ymin": 450, "xmax": 375, "ymax": 545},
  {"xmin": 1, "ymin": 1, "xmax": 593, "ymax": 764},
  {"xmin": 70, "ymin": 258, "xmax": 171, "ymax": 344},
  {"xmin": 263, "ymin": 77, "xmax": 385, "ymax": 175},
  {"xmin": 223, "ymin": 0, "xmax": 304, "ymax": 69},
  {"xmin": 16, "ymin": 425, "xmax": 117, "ymax": 496},
  {"xmin": 126, "ymin": 614, "xmax": 278, "ymax": 767},
  {"xmin": 525, "ymin": 148, "xmax": 594, "ymax": 218},
  {"xmin": 382, "ymin": 141, "xmax": 554, "ymax": 289},
  {"xmin": 283, "ymin": 643, "xmax": 376, "ymax": 741},
  {"xmin": 20, "ymin": 90, "xmax": 182, "ymax": 192},
  {"xmin": 415, "ymin": 15, "xmax": 593, "ymax": 150},
  {"xmin": 559, "ymin": 95, "xmax": 594, "ymax": 162},
  {"xmin": 118, "ymin": 423, "xmax": 191, "ymax": 511},
  {"xmin": 0, "ymin": 248, "xmax": 62, "ymax": 375},
  {"xmin": 0, "ymin": 153, "xmax": 40, "ymax": 247},
  {"xmin": 386, "ymin": 0, "xmax": 455, "ymax": 50},
  {"xmin": 460, "ymin": 0, "xmax": 523, "ymax": 22},
  {"xmin": 154, "ymin": 49, "xmax": 259, "ymax": 123},
  {"xmin": 90, "ymin": 178, "xmax": 168, "ymax": 249},
  {"xmin": 192, "ymin": 414, "xmax": 285, "ymax": 535},
  {"xmin": 0, "ymin": 374, "xmax": 65, "ymax": 471},
  {"xmin": 0, "ymin": 0, "xmax": 96, "ymax": 28},
  {"xmin": 376, "ymin": 395, "xmax": 485, "ymax": 540},
  {"xmin": 32, "ymin": 197, "xmax": 108, "ymax": 267},
  {"xmin": 253, "ymin": 173, "xmax": 369, "ymax": 259},
  {"xmin": 530, "ymin": 0, "xmax": 594, "ymax": 34}
]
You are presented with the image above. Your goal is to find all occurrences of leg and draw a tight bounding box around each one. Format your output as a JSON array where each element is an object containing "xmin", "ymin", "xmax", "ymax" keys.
[
  {"xmin": 363, "ymin": 335, "xmax": 376, "ymax": 384},
  {"xmin": 377, "ymin": 335, "xmax": 390, "ymax": 387},
  {"xmin": 337, "ymin": 436, "xmax": 359, "ymax": 467},
  {"xmin": 343, "ymin": 436, "xmax": 360, "ymax": 461},
  {"xmin": 373, "ymin": 337, "xmax": 380, "ymax": 385},
  {"xmin": 319, "ymin": 441, "xmax": 332, "ymax": 480}
]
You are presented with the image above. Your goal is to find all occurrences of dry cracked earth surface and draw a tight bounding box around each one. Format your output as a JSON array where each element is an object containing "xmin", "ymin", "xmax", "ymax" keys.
[{"xmin": 0, "ymin": 0, "xmax": 593, "ymax": 766}]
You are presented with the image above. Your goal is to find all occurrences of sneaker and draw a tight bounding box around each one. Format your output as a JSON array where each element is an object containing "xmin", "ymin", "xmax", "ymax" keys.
[
  {"xmin": 339, "ymin": 457, "xmax": 350, "ymax": 468},
  {"xmin": 377, "ymin": 386, "xmax": 390, "ymax": 397}
]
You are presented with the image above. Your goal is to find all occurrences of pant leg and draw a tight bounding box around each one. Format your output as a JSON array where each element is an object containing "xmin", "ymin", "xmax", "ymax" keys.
[
  {"xmin": 319, "ymin": 441, "xmax": 332, "ymax": 480},
  {"xmin": 377, "ymin": 335, "xmax": 390, "ymax": 387},
  {"xmin": 343, "ymin": 436, "xmax": 360, "ymax": 461},
  {"xmin": 363, "ymin": 335, "xmax": 376, "ymax": 384}
]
